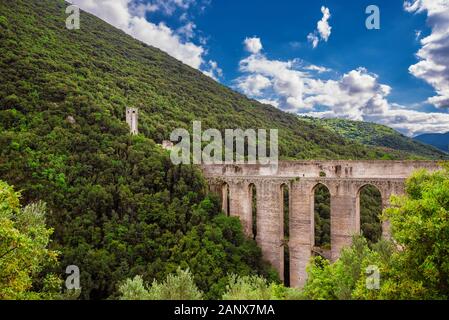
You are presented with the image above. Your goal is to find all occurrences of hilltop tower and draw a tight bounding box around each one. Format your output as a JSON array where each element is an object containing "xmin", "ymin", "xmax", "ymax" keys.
[{"xmin": 126, "ymin": 107, "xmax": 139, "ymax": 135}]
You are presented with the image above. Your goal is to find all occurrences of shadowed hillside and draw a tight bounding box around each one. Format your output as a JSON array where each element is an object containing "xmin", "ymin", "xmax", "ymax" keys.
[{"xmin": 415, "ymin": 132, "xmax": 449, "ymax": 154}]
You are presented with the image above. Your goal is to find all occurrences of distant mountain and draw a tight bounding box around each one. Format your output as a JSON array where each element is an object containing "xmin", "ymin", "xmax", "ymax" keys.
[
  {"xmin": 302, "ymin": 117, "xmax": 449, "ymax": 160},
  {"xmin": 415, "ymin": 132, "xmax": 449, "ymax": 154}
]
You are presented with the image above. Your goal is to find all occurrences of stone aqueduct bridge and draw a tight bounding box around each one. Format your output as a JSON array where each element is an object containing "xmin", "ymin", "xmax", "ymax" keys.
[{"xmin": 201, "ymin": 161, "xmax": 441, "ymax": 288}]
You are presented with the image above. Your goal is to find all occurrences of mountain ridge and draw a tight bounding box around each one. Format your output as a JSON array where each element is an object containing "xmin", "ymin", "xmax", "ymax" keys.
[
  {"xmin": 302, "ymin": 117, "xmax": 448, "ymax": 160},
  {"xmin": 415, "ymin": 132, "xmax": 449, "ymax": 154}
]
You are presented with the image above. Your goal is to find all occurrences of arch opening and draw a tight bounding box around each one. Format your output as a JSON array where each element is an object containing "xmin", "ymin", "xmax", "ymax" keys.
[
  {"xmin": 358, "ymin": 185, "xmax": 383, "ymax": 245},
  {"xmin": 281, "ymin": 184, "xmax": 290, "ymax": 287},
  {"xmin": 222, "ymin": 183, "xmax": 230, "ymax": 216},
  {"xmin": 313, "ymin": 184, "xmax": 331, "ymax": 257},
  {"xmin": 248, "ymin": 183, "xmax": 257, "ymax": 240}
]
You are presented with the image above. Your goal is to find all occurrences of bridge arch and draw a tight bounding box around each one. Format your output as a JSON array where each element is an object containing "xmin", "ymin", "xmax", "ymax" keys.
[
  {"xmin": 311, "ymin": 183, "xmax": 332, "ymax": 253},
  {"xmin": 356, "ymin": 183, "xmax": 383, "ymax": 244},
  {"xmin": 280, "ymin": 183, "xmax": 290, "ymax": 286},
  {"xmin": 279, "ymin": 183, "xmax": 290, "ymax": 240},
  {"xmin": 248, "ymin": 182, "xmax": 258, "ymax": 240},
  {"xmin": 221, "ymin": 182, "xmax": 230, "ymax": 216}
]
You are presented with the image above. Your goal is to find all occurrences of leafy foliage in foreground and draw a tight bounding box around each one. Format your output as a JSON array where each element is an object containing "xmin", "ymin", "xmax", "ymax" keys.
[
  {"xmin": 119, "ymin": 271, "xmax": 298, "ymax": 300},
  {"xmin": 0, "ymin": 180, "xmax": 61, "ymax": 300},
  {"xmin": 119, "ymin": 269, "xmax": 203, "ymax": 300},
  {"xmin": 303, "ymin": 164, "xmax": 449, "ymax": 300},
  {"xmin": 221, "ymin": 275, "xmax": 283, "ymax": 300}
]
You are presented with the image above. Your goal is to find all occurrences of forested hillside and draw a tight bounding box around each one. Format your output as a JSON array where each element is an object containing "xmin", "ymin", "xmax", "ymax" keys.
[
  {"xmin": 0, "ymin": 0, "xmax": 429, "ymax": 162},
  {"xmin": 303, "ymin": 117, "xmax": 448, "ymax": 159},
  {"xmin": 0, "ymin": 0, "xmax": 446, "ymax": 300}
]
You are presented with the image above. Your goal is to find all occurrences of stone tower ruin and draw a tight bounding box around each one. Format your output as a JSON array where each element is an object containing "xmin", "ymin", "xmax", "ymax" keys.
[{"xmin": 126, "ymin": 107, "xmax": 139, "ymax": 135}]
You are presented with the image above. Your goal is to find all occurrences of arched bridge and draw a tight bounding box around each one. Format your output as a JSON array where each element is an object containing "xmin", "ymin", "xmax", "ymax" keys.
[{"xmin": 201, "ymin": 161, "xmax": 442, "ymax": 288}]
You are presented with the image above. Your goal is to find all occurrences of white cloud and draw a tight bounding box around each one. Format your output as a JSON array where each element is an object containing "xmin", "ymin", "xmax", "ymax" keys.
[
  {"xmin": 238, "ymin": 53, "xmax": 309, "ymax": 111},
  {"xmin": 237, "ymin": 74, "xmax": 271, "ymax": 96},
  {"xmin": 244, "ymin": 37, "xmax": 263, "ymax": 54},
  {"xmin": 405, "ymin": 0, "xmax": 449, "ymax": 109},
  {"xmin": 365, "ymin": 108, "xmax": 449, "ymax": 136},
  {"xmin": 130, "ymin": 2, "xmax": 159, "ymax": 17},
  {"xmin": 304, "ymin": 64, "xmax": 331, "ymax": 73},
  {"xmin": 307, "ymin": 33, "xmax": 319, "ymax": 49},
  {"xmin": 236, "ymin": 37, "xmax": 449, "ymax": 136},
  {"xmin": 69, "ymin": 0, "xmax": 214, "ymax": 71},
  {"xmin": 303, "ymin": 108, "xmax": 449, "ymax": 136},
  {"xmin": 302, "ymin": 68, "xmax": 391, "ymax": 120},
  {"xmin": 257, "ymin": 99, "xmax": 280, "ymax": 108},
  {"xmin": 307, "ymin": 6, "xmax": 332, "ymax": 48},
  {"xmin": 415, "ymin": 29, "xmax": 422, "ymax": 40},
  {"xmin": 129, "ymin": 17, "xmax": 204, "ymax": 68},
  {"xmin": 177, "ymin": 21, "xmax": 196, "ymax": 40},
  {"xmin": 317, "ymin": 6, "xmax": 332, "ymax": 41},
  {"xmin": 144, "ymin": 0, "xmax": 197, "ymax": 16},
  {"xmin": 202, "ymin": 60, "xmax": 223, "ymax": 80}
]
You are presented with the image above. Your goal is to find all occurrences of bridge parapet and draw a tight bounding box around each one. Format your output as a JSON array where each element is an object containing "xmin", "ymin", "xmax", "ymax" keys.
[{"xmin": 201, "ymin": 160, "xmax": 441, "ymax": 179}]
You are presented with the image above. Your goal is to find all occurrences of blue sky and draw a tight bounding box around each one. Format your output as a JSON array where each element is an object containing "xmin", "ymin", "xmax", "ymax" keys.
[
  {"xmin": 70, "ymin": 0, "xmax": 449, "ymax": 136},
  {"xmin": 196, "ymin": 0, "xmax": 432, "ymax": 101}
]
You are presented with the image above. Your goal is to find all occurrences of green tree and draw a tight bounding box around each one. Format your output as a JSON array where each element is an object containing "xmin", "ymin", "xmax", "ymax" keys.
[
  {"xmin": 221, "ymin": 275, "xmax": 282, "ymax": 300},
  {"xmin": 302, "ymin": 236, "xmax": 382, "ymax": 300},
  {"xmin": 0, "ymin": 180, "xmax": 61, "ymax": 299},
  {"xmin": 118, "ymin": 276, "xmax": 151, "ymax": 300},
  {"xmin": 119, "ymin": 269, "xmax": 203, "ymax": 300},
  {"xmin": 371, "ymin": 164, "xmax": 449, "ymax": 299},
  {"xmin": 303, "ymin": 164, "xmax": 449, "ymax": 300}
]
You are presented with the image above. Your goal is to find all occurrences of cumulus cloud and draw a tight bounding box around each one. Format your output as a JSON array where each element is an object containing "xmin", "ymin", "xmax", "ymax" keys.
[
  {"xmin": 405, "ymin": 0, "xmax": 449, "ymax": 109},
  {"xmin": 307, "ymin": 6, "xmax": 332, "ymax": 48},
  {"xmin": 68, "ymin": 0, "xmax": 214, "ymax": 71},
  {"xmin": 237, "ymin": 51, "xmax": 309, "ymax": 111},
  {"xmin": 129, "ymin": 17, "xmax": 204, "ymax": 68},
  {"xmin": 244, "ymin": 37, "xmax": 263, "ymax": 54},
  {"xmin": 302, "ymin": 68, "xmax": 391, "ymax": 120},
  {"xmin": 365, "ymin": 108, "xmax": 449, "ymax": 136},
  {"xmin": 236, "ymin": 37, "xmax": 449, "ymax": 135},
  {"xmin": 236, "ymin": 74, "xmax": 271, "ymax": 96},
  {"xmin": 317, "ymin": 6, "xmax": 332, "ymax": 41}
]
